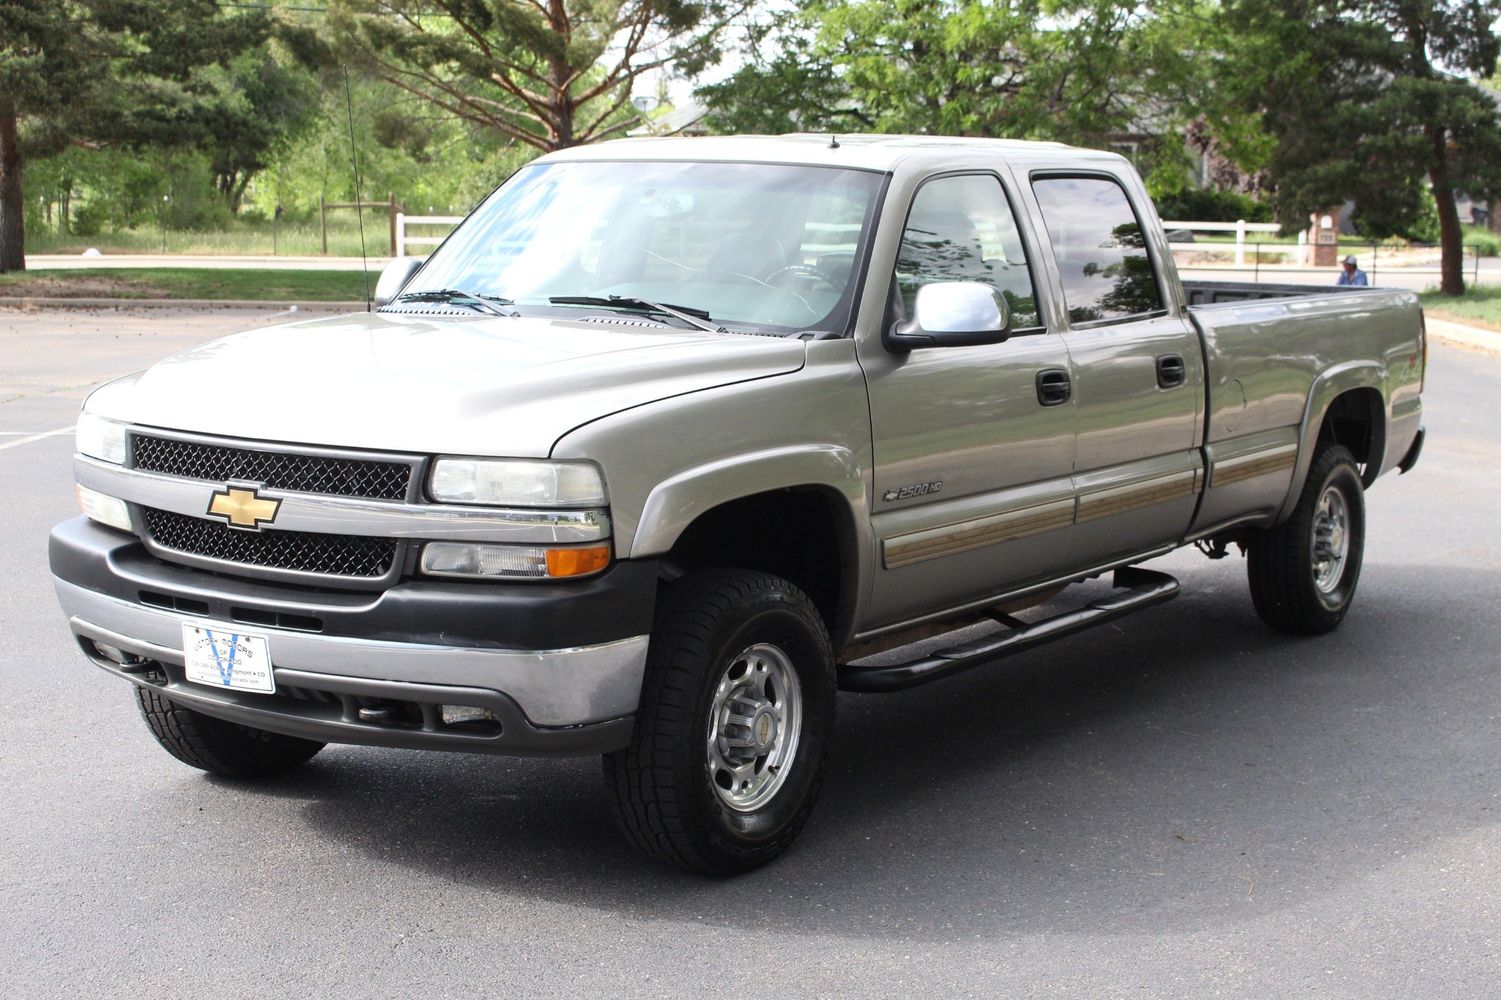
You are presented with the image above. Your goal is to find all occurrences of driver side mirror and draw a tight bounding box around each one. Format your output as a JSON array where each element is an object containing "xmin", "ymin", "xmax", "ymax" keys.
[
  {"xmin": 885, "ymin": 281, "xmax": 1011, "ymax": 352},
  {"xmin": 372, "ymin": 256, "xmax": 426, "ymax": 307}
]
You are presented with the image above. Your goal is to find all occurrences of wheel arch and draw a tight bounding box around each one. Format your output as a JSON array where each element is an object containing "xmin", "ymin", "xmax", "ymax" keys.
[
  {"xmin": 630, "ymin": 446, "xmax": 870, "ymax": 649},
  {"xmin": 1278, "ymin": 364, "xmax": 1388, "ymax": 522}
]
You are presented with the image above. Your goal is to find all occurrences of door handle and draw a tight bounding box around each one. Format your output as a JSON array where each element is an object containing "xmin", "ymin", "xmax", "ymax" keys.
[
  {"xmin": 1036, "ymin": 368, "xmax": 1071, "ymax": 407},
  {"xmin": 1156, "ymin": 354, "xmax": 1186, "ymax": 389}
]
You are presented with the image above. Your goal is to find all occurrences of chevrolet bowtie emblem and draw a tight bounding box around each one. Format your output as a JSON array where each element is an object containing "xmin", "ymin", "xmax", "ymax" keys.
[{"xmin": 207, "ymin": 486, "xmax": 281, "ymax": 530}]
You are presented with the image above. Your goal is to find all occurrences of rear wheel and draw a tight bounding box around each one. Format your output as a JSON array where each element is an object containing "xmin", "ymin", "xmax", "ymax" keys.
[
  {"xmin": 603, "ymin": 569, "xmax": 835, "ymax": 875},
  {"xmin": 1247, "ymin": 444, "xmax": 1366, "ymax": 635},
  {"xmin": 135, "ymin": 687, "xmax": 324, "ymax": 778}
]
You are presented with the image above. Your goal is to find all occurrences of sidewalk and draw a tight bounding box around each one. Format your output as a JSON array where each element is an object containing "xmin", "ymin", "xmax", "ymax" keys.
[{"xmin": 1425, "ymin": 317, "xmax": 1501, "ymax": 354}]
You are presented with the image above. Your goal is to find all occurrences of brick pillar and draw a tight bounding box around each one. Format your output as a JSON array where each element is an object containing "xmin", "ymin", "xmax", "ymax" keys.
[{"xmin": 1310, "ymin": 208, "xmax": 1341, "ymax": 267}]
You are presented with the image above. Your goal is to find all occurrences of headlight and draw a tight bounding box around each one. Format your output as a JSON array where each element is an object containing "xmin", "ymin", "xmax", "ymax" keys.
[
  {"xmin": 76, "ymin": 413, "xmax": 128, "ymax": 465},
  {"xmin": 420, "ymin": 542, "xmax": 612, "ymax": 580},
  {"xmin": 428, "ymin": 459, "xmax": 606, "ymax": 507}
]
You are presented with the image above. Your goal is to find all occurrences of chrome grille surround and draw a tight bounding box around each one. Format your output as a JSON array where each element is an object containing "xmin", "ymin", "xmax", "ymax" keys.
[
  {"xmin": 76, "ymin": 428, "xmax": 611, "ymax": 590},
  {"xmin": 120, "ymin": 429, "xmax": 427, "ymax": 588}
]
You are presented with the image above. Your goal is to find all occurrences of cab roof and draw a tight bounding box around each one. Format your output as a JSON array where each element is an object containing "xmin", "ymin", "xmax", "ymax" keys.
[{"xmin": 537, "ymin": 133, "xmax": 1126, "ymax": 173}]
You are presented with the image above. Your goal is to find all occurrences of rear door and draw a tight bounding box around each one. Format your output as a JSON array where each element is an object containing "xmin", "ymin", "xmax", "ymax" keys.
[
  {"xmin": 857, "ymin": 171, "xmax": 1078, "ymax": 630},
  {"xmin": 1024, "ymin": 172, "xmax": 1205, "ymax": 565}
]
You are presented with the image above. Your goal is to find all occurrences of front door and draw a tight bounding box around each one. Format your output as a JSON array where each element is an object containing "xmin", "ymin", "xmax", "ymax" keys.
[
  {"xmin": 1026, "ymin": 173, "xmax": 1205, "ymax": 566},
  {"xmin": 858, "ymin": 172, "xmax": 1078, "ymax": 630}
]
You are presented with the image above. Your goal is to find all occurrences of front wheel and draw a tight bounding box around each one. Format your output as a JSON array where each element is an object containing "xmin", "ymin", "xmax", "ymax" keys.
[
  {"xmin": 136, "ymin": 687, "xmax": 324, "ymax": 778},
  {"xmin": 1247, "ymin": 444, "xmax": 1366, "ymax": 635},
  {"xmin": 603, "ymin": 570, "xmax": 835, "ymax": 875}
]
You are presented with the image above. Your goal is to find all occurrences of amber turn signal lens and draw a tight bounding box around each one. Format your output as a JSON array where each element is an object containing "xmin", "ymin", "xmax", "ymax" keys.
[{"xmin": 545, "ymin": 545, "xmax": 612, "ymax": 578}]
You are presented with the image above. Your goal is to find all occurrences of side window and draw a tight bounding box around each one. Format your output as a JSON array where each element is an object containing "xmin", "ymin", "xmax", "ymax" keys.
[
  {"xmin": 894, "ymin": 174, "xmax": 1041, "ymax": 330},
  {"xmin": 1031, "ymin": 176, "xmax": 1164, "ymax": 325}
]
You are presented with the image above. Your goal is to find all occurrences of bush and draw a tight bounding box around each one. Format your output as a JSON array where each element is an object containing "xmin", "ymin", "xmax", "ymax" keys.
[
  {"xmin": 1154, "ymin": 188, "xmax": 1274, "ymax": 224},
  {"xmin": 70, "ymin": 203, "xmax": 108, "ymax": 237},
  {"xmin": 1463, "ymin": 225, "xmax": 1501, "ymax": 258}
]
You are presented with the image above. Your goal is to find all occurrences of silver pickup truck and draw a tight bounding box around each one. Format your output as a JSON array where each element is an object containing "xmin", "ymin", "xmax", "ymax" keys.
[{"xmin": 50, "ymin": 135, "xmax": 1425, "ymax": 874}]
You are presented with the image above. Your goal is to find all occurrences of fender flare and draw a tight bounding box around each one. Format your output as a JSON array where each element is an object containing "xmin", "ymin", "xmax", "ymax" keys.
[
  {"xmin": 629, "ymin": 445, "xmax": 872, "ymax": 640},
  {"xmin": 630, "ymin": 444, "xmax": 869, "ymax": 559},
  {"xmin": 1277, "ymin": 361, "xmax": 1388, "ymax": 522}
]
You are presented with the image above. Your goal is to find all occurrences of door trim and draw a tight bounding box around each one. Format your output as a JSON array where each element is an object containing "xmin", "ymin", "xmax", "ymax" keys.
[
  {"xmin": 882, "ymin": 497, "xmax": 1075, "ymax": 569},
  {"xmin": 1076, "ymin": 469, "xmax": 1200, "ymax": 523},
  {"xmin": 1208, "ymin": 443, "xmax": 1297, "ymax": 488}
]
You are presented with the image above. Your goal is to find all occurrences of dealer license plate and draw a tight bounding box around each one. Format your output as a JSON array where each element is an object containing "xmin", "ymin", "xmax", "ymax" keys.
[{"xmin": 181, "ymin": 622, "xmax": 275, "ymax": 694}]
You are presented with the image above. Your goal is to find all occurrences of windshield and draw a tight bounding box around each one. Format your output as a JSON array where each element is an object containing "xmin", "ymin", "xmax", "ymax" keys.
[{"xmin": 395, "ymin": 160, "xmax": 885, "ymax": 334}]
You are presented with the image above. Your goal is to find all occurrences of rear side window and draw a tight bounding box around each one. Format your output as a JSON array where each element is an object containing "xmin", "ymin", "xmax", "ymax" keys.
[
  {"xmin": 894, "ymin": 174, "xmax": 1041, "ymax": 330},
  {"xmin": 1031, "ymin": 176, "xmax": 1163, "ymax": 325}
]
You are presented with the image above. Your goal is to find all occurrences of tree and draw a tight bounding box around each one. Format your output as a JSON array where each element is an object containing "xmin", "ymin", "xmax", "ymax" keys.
[
  {"xmin": 202, "ymin": 51, "xmax": 321, "ymax": 213},
  {"xmin": 1219, "ymin": 0, "xmax": 1501, "ymax": 295},
  {"xmin": 326, "ymin": 0, "xmax": 745, "ymax": 153},
  {"xmin": 0, "ymin": 1, "xmax": 271, "ymax": 271},
  {"xmin": 699, "ymin": 0, "xmax": 1207, "ymax": 164}
]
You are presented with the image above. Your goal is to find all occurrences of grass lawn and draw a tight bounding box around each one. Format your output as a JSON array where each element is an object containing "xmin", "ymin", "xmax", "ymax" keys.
[
  {"xmin": 1419, "ymin": 285, "xmax": 1501, "ymax": 332},
  {"xmin": 0, "ymin": 268, "xmax": 368, "ymax": 302}
]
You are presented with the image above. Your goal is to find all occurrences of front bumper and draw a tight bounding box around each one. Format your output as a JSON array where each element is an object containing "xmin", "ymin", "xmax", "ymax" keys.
[{"xmin": 50, "ymin": 517, "xmax": 659, "ymax": 756}]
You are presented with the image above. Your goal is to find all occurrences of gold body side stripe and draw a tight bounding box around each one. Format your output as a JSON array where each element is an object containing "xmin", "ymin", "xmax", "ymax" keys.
[
  {"xmin": 883, "ymin": 498, "xmax": 1075, "ymax": 570},
  {"xmin": 1209, "ymin": 444, "xmax": 1298, "ymax": 489},
  {"xmin": 1075, "ymin": 470, "xmax": 1200, "ymax": 524},
  {"xmin": 882, "ymin": 465, "xmax": 1209, "ymax": 570}
]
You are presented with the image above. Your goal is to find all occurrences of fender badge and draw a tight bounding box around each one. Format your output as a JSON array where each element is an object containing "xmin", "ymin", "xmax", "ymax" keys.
[
  {"xmin": 883, "ymin": 481, "xmax": 943, "ymax": 503},
  {"xmin": 207, "ymin": 485, "xmax": 281, "ymax": 530}
]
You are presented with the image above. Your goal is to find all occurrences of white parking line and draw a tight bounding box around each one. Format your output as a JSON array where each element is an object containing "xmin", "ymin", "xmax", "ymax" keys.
[{"xmin": 0, "ymin": 426, "xmax": 74, "ymax": 450}]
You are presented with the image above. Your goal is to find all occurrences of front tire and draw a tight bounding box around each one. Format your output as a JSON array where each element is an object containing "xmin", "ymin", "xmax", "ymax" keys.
[
  {"xmin": 1247, "ymin": 444, "xmax": 1366, "ymax": 635},
  {"xmin": 135, "ymin": 687, "xmax": 324, "ymax": 778},
  {"xmin": 604, "ymin": 570, "xmax": 836, "ymax": 876}
]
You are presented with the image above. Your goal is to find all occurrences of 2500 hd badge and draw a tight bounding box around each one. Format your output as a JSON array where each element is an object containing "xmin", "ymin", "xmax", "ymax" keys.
[{"xmin": 883, "ymin": 481, "xmax": 943, "ymax": 502}]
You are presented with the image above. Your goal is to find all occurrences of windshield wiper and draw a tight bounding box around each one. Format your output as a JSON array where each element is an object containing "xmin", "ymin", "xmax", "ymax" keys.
[
  {"xmin": 549, "ymin": 294, "xmax": 725, "ymax": 333},
  {"xmin": 395, "ymin": 288, "xmax": 513, "ymax": 316}
]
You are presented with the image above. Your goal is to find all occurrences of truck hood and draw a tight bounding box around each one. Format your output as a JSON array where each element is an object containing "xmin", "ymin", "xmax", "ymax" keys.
[{"xmin": 87, "ymin": 312, "xmax": 806, "ymax": 457}]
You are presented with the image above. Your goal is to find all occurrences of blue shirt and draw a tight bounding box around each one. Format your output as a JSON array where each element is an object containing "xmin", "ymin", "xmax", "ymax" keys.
[{"xmin": 1337, "ymin": 267, "xmax": 1368, "ymax": 286}]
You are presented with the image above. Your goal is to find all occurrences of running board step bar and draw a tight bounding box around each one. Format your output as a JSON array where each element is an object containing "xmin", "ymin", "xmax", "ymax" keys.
[{"xmin": 837, "ymin": 567, "xmax": 1180, "ymax": 693}]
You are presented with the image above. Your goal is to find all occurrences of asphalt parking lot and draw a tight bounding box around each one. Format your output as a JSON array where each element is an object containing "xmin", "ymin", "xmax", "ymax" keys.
[{"xmin": 1, "ymin": 307, "xmax": 1498, "ymax": 998}]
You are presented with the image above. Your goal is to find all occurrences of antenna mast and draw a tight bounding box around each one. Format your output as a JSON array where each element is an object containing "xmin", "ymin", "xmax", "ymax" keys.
[{"xmin": 342, "ymin": 67, "xmax": 372, "ymax": 311}]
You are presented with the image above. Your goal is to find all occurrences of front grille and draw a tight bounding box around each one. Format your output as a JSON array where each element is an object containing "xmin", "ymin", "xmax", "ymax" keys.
[
  {"xmin": 132, "ymin": 434, "xmax": 412, "ymax": 501},
  {"xmin": 142, "ymin": 508, "xmax": 399, "ymax": 580}
]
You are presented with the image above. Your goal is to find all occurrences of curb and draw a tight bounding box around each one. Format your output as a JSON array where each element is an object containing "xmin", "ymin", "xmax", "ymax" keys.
[
  {"xmin": 1426, "ymin": 317, "xmax": 1501, "ymax": 355},
  {"xmin": 0, "ymin": 297, "xmax": 368, "ymax": 313}
]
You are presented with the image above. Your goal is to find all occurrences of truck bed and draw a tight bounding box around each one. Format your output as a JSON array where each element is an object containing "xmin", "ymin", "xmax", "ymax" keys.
[{"xmin": 1182, "ymin": 280, "xmax": 1385, "ymax": 307}]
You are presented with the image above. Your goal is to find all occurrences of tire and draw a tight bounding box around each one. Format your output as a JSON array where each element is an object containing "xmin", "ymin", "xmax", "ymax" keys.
[
  {"xmin": 135, "ymin": 686, "xmax": 324, "ymax": 778},
  {"xmin": 603, "ymin": 569, "xmax": 836, "ymax": 876},
  {"xmin": 1247, "ymin": 444, "xmax": 1366, "ymax": 635}
]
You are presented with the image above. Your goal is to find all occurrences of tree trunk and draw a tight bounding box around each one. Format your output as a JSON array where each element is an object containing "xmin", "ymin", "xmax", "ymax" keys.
[
  {"xmin": 230, "ymin": 172, "xmax": 252, "ymax": 214},
  {"xmin": 0, "ymin": 103, "xmax": 25, "ymax": 273},
  {"xmin": 1427, "ymin": 125, "xmax": 1464, "ymax": 296},
  {"xmin": 545, "ymin": 0, "xmax": 574, "ymax": 150}
]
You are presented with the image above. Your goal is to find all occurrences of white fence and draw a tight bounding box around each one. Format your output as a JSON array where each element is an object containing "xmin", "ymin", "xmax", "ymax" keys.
[
  {"xmin": 1162, "ymin": 219, "xmax": 1307, "ymax": 267},
  {"xmin": 396, "ymin": 212, "xmax": 1318, "ymax": 269},
  {"xmin": 394, "ymin": 213, "xmax": 464, "ymax": 258}
]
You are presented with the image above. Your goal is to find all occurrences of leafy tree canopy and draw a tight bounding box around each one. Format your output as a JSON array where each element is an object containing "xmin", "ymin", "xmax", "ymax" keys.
[
  {"xmin": 1217, "ymin": 0, "xmax": 1501, "ymax": 293},
  {"xmin": 0, "ymin": 0, "xmax": 274, "ymax": 270},
  {"xmin": 698, "ymin": 0, "xmax": 1212, "ymax": 188},
  {"xmin": 322, "ymin": 0, "xmax": 746, "ymax": 152}
]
